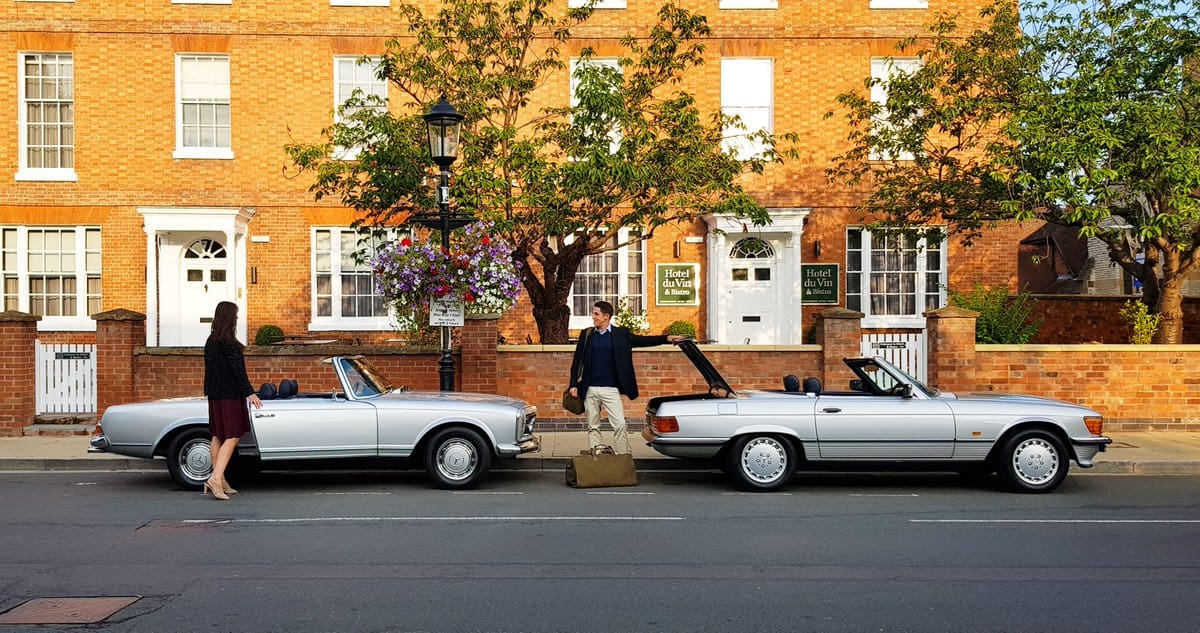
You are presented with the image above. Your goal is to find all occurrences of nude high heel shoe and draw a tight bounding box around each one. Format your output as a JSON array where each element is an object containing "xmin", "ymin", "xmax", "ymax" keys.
[
  {"xmin": 203, "ymin": 478, "xmax": 230, "ymax": 501},
  {"xmin": 221, "ymin": 480, "xmax": 238, "ymax": 495}
]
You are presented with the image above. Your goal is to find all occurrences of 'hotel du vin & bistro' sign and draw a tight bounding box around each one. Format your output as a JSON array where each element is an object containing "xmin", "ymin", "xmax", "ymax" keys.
[
  {"xmin": 801, "ymin": 264, "xmax": 839, "ymax": 304},
  {"xmin": 656, "ymin": 264, "xmax": 700, "ymax": 306}
]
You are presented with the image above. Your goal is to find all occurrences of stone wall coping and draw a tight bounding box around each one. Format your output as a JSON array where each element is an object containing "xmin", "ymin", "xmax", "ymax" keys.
[
  {"xmin": 1031, "ymin": 294, "xmax": 1200, "ymax": 303},
  {"xmin": 134, "ymin": 344, "xmax": 448, "ymax": 356},
  {"xmin": 979, "ymin": 344, "xmax": 1200, "ymax": 353},
  {"xmin": 0, "ymin": 310, "xmax": 40, "ymax": 322},
  {"xmin": 92, "ymin": 308, "xmax": 146, "ymax": 322},
  {"xmin": 499, "ymin": 344, "xmax": 823, "ymax": 353},
  {"xmin": 814, "ymin": 307, "xmax": 865, "ymax": 320}
]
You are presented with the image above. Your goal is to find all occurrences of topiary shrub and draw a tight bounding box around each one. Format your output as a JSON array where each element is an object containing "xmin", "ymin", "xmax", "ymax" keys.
[
  {"xmin": 948, "ymin": 283, "xmax": 1042, "ymax": 344},
  {"xmin": 254, "ymin": 324, "xmax": 285, "ymax": 346},
  {"xmin": 664, "ymin": 320, "xmax": 697, "ymax": 339}
]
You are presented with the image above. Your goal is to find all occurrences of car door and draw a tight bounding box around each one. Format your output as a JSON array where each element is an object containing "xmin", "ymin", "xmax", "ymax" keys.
[
  {"xmin": 814, "ymin": 394, "xmax": 956, "ymax": 459},
  {"xmin": 251, "ymin": 398, "xmax": 378, "ymax": 460}
]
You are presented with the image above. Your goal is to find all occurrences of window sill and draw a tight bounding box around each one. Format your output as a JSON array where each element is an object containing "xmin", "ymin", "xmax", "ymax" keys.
[
  {"xmin": 37, "ymin": 317, "xmax": 97, "ymax": 332},
  {"xmin": 173, "ymin": 148, "xmax": 235, "ymax": 160},
  {"xmin": 309, "ymin": 318, "xmax": 393, "ymax": 332},
  {"xmin": 15, "ymin": 169, "xmax": 77, "ymax": 182},
  {"xmin": 861, "ymin": 315, "xmax": 927, "ymax": 329}
]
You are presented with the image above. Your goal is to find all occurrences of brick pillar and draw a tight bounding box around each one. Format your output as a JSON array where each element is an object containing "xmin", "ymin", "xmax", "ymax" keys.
[
  {"xmin": 94, "ymin": 309, "xmax": 145, "ymax": 419},
  {"xmin": 460, "ymin": 314, "xmax": 499, "ymax": 394},
  {"xmin": 0, "ymin": 311, "xmax": 40, "ymax": 436},
  {"xmin": 815, "ymin": 307, "xmax": 863, "ymax": 390},
  {"xmin": 925, "ymin": 306, "xmax": 978, "ymax": 392}
]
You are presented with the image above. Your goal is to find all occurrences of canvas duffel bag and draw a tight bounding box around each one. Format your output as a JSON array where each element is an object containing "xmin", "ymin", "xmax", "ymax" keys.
[{"xmin": 565, "ymin": 447, "xmax": 637, "ymax": 488}]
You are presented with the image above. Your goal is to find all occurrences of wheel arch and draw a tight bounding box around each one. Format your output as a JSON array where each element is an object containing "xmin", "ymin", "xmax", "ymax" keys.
[
  {"xmin": 986, "ymin": 421, "xmax": 1073, "ymax": 465},
  {"xmin": 152, "ymin": 419, "xmax": 210, "ymax": 457},
  {"xmin": 715, "ymin": 427, "xmax": 809, "ymax": 465},
  {"xmin": 413, "ymin": 419, "xmax": 499, "ymax": 466}
]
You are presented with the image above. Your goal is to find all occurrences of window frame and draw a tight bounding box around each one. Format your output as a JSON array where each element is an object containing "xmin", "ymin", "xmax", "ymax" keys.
[
  {"xmin": 869, "ymin": 56, "xmax": 922, "ymax": 161},
  {"xmin": 567, "ymin": 0, "xmax": 626, "ymax": 8},
  {"xmin": 721, "ymin": 57, "xmax": 774, "ymax": 161},
  {"xmin": 569, "ymin": 56, "xmax": 623, "ymax": 155},
  {"xmin": 567, "ymin": 227, "xmax": 645, "ymax": 331},
  {"xmin": 333, "ymin": 55, "xmax": 388, "ymax": 161},
  {"xmin": 16, "ymin": 51, "xmax": 77, "ymax": 182},
  {"xmin": 309, "ymin": 227, "xmax": 406, "ymax": 332},
  {"xmin": 174, "ymin": 53, "xmax": 234, "ymax": 160},
  {"xmin": 845, "ymin": 227, "xmax": 946, "ymax": 329},
  {"xmin": 1, "ymin": 225, "xmax": 101, "ymax": 331}
]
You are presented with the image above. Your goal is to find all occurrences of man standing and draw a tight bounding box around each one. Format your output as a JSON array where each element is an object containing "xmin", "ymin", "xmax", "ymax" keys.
[{"xmin": 568, "ymin": 300, "xmax": 685, "ymax": 454}]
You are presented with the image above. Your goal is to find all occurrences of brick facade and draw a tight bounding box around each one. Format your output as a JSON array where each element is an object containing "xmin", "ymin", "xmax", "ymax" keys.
[
  {"xmin": 0, "ymin": 0, "xmax": 1041, "ymax": 350},
  {"xmin": 0, "ymin": 311, "xmax": 38, "ymax": 435}
]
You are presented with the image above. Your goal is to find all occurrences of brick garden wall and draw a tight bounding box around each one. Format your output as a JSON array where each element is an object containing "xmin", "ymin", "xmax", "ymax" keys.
[{"xmin": 1029, "ymin": 295, "xmax": 1200, "ymax": 344}]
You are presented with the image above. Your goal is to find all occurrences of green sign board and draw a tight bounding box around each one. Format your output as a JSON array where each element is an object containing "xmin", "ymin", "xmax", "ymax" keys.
[
  {"xmin": 801, "ymin": 264, "xmax": 839, "ymax": 304},
  {"xmin": 656, "ymin": 264, "xmax": 700, "ymax": 306}
]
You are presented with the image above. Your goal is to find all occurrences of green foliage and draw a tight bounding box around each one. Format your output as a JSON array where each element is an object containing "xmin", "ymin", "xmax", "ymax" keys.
[
  {"xmin": 827, "ymin": 0, "xmax": 1200, "ymax": 342},
  {"xmin": 1119, "ymin": 300, "xmax": 1162, "ymax": 344},
  {"xmin": 663, "ymin": 319, "xmax": 697, "ymax": 338},
  {"xmin": 286, "ymin": 0, "xmax": 795, "ymax": 344},
  {"xmin": 948, "ymin": 284, "xmax": 1043, "ymax": 344},
  {"xmin": 253, "ymin": 325, "xmax": 284, "ymax": 346},
  {"xmin": 613, "ymin": 299, "xmax": 649, "ymax": 335}
]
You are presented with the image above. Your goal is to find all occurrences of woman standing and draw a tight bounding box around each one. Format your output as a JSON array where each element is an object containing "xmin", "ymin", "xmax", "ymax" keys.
[{"xmin": 202, "ymin": 301, "xmax": 262, "ymax": 500}]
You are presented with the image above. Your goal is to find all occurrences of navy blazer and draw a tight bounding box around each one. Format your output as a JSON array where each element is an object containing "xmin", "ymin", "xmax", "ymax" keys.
[{"xmin": 569, "ymin": 326, "xmax": 669, "ymax": 401}]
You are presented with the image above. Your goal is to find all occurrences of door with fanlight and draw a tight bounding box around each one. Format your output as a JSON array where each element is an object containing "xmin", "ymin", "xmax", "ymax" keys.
[
  {"xmin": 726, "ymin": 236, "xmax": 778, "ymax": 345},
  {"xmin": 177, "ymin": 237, "xmax": 229, "ymax": 345}
]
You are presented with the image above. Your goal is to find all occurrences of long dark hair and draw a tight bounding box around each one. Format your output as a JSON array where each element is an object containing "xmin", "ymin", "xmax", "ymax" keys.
[{"xmin": 208, "ymin": 301, "xmax": 243, "ymax": 349}]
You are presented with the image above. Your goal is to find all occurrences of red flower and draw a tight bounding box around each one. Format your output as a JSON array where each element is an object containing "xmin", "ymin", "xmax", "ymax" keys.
[
  {"xmin": 400, "ymin": 237, "xmax": 412, "ymax": 247},
  {"xmin": 464, "ymin": 292, "xmax": 475, "ymax": 302},
  {"xmin": 482, "ymin": 235, "xmax": 491, "ymax": 246}
]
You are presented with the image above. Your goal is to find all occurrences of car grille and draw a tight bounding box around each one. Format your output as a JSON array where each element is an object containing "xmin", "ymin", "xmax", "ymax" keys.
[{"xmin": 520, "ymin": 407, "xmax": 537, "ymax": 439}]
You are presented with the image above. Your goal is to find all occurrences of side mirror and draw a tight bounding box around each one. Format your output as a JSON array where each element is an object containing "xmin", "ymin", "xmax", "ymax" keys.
[
  {"xmin": 897, "ymin": 384, "xmax": 913, "ymax": 398},
  {"xmin": 849, "ymin": 379, "xmax": 863, "ymax": 392}
]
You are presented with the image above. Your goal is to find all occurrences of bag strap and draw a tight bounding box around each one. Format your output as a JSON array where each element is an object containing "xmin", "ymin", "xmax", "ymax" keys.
[{"xmin": 573, "ymin": 328, "xmax": 591, "ymax": 384}]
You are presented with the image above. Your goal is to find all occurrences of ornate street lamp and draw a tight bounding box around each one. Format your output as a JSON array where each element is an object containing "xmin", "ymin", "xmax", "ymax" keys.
[{"xmin": 413, "ymin": 96, "xmax": 472, "ymax": 391}]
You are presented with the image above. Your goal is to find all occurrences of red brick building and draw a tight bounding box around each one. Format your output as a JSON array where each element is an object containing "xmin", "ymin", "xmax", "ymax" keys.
[{"xmin": 3, "ymin": 0, "xmax": 1034, "ymax": 357}]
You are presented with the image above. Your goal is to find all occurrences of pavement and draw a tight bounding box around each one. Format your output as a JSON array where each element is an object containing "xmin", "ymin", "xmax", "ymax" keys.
[{"xmin": 0, "ymin": 431, "xmax": 1198, "ymax": 475}]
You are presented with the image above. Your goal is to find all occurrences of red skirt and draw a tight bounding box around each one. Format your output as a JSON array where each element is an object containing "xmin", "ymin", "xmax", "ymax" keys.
[{"xmin": 208, "ymin": 398, "xmax": 251, "ymax": 440}]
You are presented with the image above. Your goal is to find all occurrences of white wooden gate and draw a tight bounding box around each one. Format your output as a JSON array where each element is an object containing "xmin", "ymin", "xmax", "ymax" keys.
[
  {"xmin": 861, "ymin": 331, "xmax": 927, "ymax": 383},
  {"xmin": 35, "ymin": 342, "xmax": 97, "ymax": 414}
]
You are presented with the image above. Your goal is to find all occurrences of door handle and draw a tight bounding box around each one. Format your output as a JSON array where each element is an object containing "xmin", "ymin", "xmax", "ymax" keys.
[
  {"xmin": 822, "ymin": 407, "xmax": 842, "ymax": 413},
  {"xmin": 254, "ymin": 413, "xmax": 275, "ymax": 418}
]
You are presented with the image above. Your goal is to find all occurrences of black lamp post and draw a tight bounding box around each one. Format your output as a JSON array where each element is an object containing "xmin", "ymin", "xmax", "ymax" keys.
[{"xmin": 414, "ymin": 96, "xmax": 471, "ymax": 391}]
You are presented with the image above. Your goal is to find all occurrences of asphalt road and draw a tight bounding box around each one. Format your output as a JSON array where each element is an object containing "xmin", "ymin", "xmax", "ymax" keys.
[{"xmin": 1, "ymin": 469, "xmax": 1198, "ymax": 633}]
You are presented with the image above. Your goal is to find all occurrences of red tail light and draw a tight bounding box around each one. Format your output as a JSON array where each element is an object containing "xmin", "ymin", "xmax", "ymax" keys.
[
  {"xmin": 92, "ymin": 423, "xmax": 103, "ymax": 436},
  {"xmin": 1084, "ymin": 416, "xmax": 1103, "ymax": 436},
  {"xmin": 651, "ymin": 415, "xmax": 679, "ymax": 433}
]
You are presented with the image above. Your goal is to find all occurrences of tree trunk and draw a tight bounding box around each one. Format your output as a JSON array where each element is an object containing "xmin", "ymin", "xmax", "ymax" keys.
[
  {"xmin": 532, "ymin": 300, "xmax": 572, "ymax": 344},
  {"xmin": 1152, "ymin": 282, "xmax": 1184, "ymax": 344}
]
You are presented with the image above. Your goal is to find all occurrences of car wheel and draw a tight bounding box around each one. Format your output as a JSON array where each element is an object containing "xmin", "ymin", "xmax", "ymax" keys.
[
  {"xmin": 424, "ymin": 427, "xmax": 493, "ymax": 490},
  {"xmin": 166, "ymin": 428, "xmax": 212, "ymax": 490},
  {"xmin": 727, "ymin": 434, "xmax": 795, "ymax": 492},
  {"xmin": 996, "ymin": 429, "xmax": 1069, "ymax": 493}
]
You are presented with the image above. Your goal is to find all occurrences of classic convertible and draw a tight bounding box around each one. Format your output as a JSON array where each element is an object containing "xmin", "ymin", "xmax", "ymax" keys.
[
  {"xmin": 90, "ymin": 356, "xmax": 539, "ymax": 490},
  {"xmin": 642, "ymin": 341, "xmax": 1111, "ymax": 493}
]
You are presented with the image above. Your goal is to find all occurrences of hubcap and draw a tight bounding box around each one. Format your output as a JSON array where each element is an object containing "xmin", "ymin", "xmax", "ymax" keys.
[
  {"xmin": 179, "ymin": 438, "xmax": 212, "ymax": 481},
  {"xmin": 740, "ymin": 437, "xmax": 788, "ymax": 484},
  {"xmin": 1012, "ymin": 437, "xmax": 1059, "ymax": 485},
  {"xmin": 436, "ymin": 439, "xmax": 477, "ymax": 481}
]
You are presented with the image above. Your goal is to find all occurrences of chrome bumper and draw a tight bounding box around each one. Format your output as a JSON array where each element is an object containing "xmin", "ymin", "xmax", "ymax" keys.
[
  {"xmin": 88, "ymin": 435, "xmax": 110, "ymax": 453},
  {"xmin": 1071, "ymin": 435, "xmax": 1112, "ymax": 467},
  {"xmin": 498, "ymin": 435, "xmax": 541, "ymax": 457}
]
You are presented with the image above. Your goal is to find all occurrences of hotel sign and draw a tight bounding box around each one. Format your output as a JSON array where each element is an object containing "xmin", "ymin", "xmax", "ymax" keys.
[
  {"xmin": 656, "ymin": 264, "xmax": 700, "ymax": 306},
  {"xmin": 801, "ymin": 264, "xmax": 839, "ymax": 304}
]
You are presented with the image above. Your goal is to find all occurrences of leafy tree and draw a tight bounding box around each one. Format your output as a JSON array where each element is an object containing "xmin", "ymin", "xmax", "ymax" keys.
[
  {"xmin": 287, "ymin": 0, "xmax": 788, "ymax": 343},
  {"xmin": 827, "ymin": 0, "xmax": 1200, "ymax": 343}
]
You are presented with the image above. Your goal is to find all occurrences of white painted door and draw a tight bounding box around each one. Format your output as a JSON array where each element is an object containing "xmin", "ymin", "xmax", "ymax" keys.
[
  {"xmin": 726, "ymin": 237, "xmax": 778, "ymax": 345},
  {"xmin": 177, "ymin": 237, "xmax": 229, "ymax": 346}
]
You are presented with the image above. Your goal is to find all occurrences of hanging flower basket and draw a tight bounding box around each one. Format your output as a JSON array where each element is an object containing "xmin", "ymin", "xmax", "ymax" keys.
[{"xmin": 372, "ymin": 221, "xmax": 523, "ymax": 317}]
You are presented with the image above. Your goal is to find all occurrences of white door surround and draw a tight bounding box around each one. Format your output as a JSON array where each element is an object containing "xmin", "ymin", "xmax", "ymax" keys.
[
  {"xmin": 138, "ymin": 207, "xmax": 254, "ymax": 347},
  {"xmin": 704, "ymin": 208, "xmax": 810, "ymax": 345}
]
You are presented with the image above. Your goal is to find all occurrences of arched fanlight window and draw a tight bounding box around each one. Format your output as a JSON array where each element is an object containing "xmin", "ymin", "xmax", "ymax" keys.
[
  {"xmin": 184, "ymin": 238, "xmax": 226, "ymax": 259},
  {"xmin": 730, "ymin": 237, "xmax": 775, "ymax": 259}
]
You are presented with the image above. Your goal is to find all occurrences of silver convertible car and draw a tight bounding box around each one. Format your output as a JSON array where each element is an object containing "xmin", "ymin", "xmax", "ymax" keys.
[
  {"xmin": 642, "ymin": 341, "xmax": 1111, "ymax": 493},
  {"xmin": 90, "ymin": 356, "xmax": 539, "ymax": 490}
]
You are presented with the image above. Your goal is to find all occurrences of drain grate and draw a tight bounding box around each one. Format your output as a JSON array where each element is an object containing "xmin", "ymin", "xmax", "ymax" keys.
[{"xmin": 0, "ymin": 597, "xmax": 140, "ymax": 625}]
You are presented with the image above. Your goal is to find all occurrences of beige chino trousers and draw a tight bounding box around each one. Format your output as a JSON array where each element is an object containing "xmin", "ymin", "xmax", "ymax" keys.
[{"xmin": 583, "ymin": 386, "xmax": 630, "ymax": 454}]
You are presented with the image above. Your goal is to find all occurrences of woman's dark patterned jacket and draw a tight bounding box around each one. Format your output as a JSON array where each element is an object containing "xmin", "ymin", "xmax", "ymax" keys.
[{"xmin": 203, "ymin": 339, "xmax": 255, "ymax": 400}]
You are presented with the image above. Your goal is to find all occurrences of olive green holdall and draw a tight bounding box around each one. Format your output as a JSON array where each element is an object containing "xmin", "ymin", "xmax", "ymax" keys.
[{"xmin": 565, "ymin": 446, "xmax": 637, "ymax": 488}]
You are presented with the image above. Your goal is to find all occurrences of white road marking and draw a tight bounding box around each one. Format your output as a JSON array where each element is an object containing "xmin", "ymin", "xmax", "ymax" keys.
[
  {"xmin": 721, "ymin": 492, "xmax": 793, "ymax": 496},
  {"xmin": 180, "ymin": 516, "xmax": 684, "ymax": 524},
  {"xmin": 585, "ymin": 491, "xmax": 654, "ymax": 495},
  {"xmin": 314, "ymin": 492, "xmax": 392, "ymax": 495},
  {"xmin": 451, "ymin": 491, "xmax": 523, "ymax": 495},
  {"xmin": 73, "ymin": 481, "xmax": 100, "ymax": 486},
  {"xmin": 909, "ymin": 519, "xmax": 1200, "ymax": 524},
  {"xmin": 851, "ymin": 493, "xmax": 920, "ymax": 497}
]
